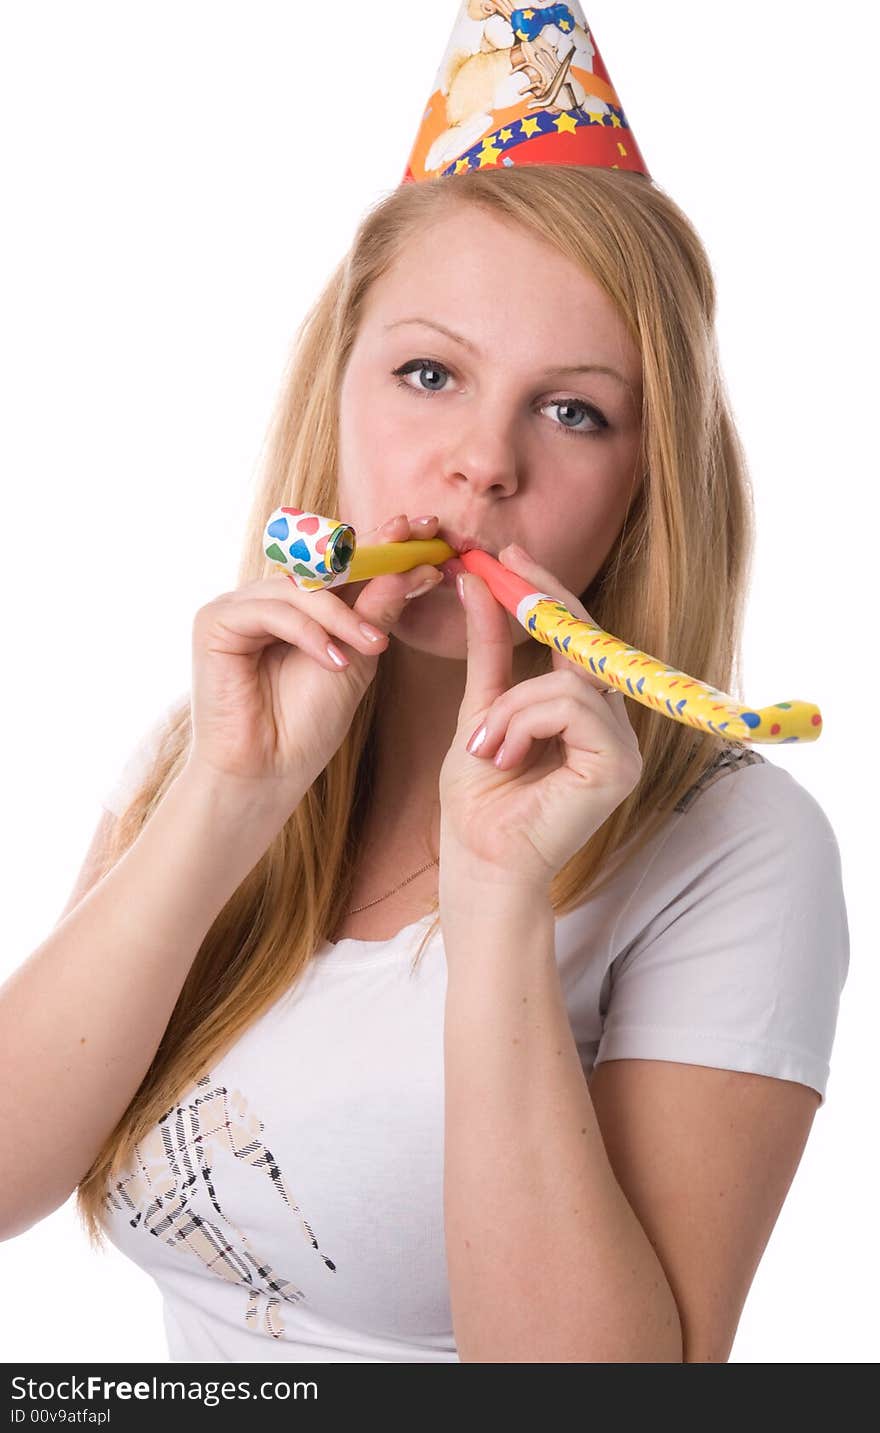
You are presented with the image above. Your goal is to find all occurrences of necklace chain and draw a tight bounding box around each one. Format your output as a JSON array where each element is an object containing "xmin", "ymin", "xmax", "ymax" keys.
[{"xmin": 346, "ymin": 856, "xmax": 440, "ymax": 915}]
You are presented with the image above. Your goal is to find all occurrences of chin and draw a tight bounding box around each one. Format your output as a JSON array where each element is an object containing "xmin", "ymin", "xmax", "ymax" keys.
[{"xmin": 391, "ymin": 591, "xmax": 529, "ymax": 649}]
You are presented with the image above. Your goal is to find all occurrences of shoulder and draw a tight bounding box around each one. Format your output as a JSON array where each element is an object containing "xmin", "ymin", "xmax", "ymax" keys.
[
  {"xmin": 621, "ymin": 744, "xmax": 848, "ymax": 983},
  {"xmin": 598, "ymin": 744, "xmax": 849, "ymax": 1108},
  {"xmin": 673, "ymin": 743, "xmax": 838, "ymax": 850},
  {"xmin": 674, "ymin": 743, "xmax": 771, "ymax": 815}
]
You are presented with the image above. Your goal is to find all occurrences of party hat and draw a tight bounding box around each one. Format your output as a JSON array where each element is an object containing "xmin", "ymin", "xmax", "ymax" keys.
[{"xmin": 403, "ymin": 2, "xmax": 649, "ymax": 184}]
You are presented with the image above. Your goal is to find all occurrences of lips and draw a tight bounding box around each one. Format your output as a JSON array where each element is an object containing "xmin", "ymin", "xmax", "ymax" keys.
[
  {"xmin": 432, "ymin": 526, "xmax": 502, "ymax": 589},
  {"xmin": 437, "ymin": 556, "xmax": 467, "ymax": 586},
  {"xmin": 437, "ymin": 527, "xmax": 500, "ymax": 559}
]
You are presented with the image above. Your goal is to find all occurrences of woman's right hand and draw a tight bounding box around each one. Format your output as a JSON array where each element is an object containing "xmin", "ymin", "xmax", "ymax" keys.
[{"xmin": 186, "ymin": 513, "xmax": 444, "ymax": 801}]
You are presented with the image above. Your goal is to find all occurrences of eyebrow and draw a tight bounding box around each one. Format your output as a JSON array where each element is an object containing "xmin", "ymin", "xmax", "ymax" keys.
[{"xmin": 384, "ymin": 316, "xmax": 633, "ymax": 388}]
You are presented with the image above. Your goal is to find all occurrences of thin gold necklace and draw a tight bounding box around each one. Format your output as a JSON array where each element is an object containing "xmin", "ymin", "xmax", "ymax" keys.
[{"xmin": 346, "ymin": 856, "xmax": 440, "ymax": 915}]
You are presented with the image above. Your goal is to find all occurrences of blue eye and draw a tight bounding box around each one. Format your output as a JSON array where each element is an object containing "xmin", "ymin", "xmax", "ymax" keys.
[
  {"xmin": 545, "ymin": 399, "xmax": 608, "ymax": 439},
  {"xmin": 391, "ymin": 359, "xmax": 608, "ymax": 439},
  {"xmin": 392, "ymin": 359, "xmax": 450, "ymax": 394}
]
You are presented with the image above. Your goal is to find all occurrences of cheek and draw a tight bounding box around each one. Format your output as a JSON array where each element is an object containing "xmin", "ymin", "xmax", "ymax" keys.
[
  {"xmin": 335, "ymin": 452, "xmax": 406, "ymax": 537},
  {"xmin": 525, "ymin": 482, "xmax": 630, "ymax": 590},
  {"xmin": 339, "ymin": 390, "xmax": 436, "ymax": 520},
  {"xmin": 338, "ymin": 378, "xmax": 386, "ymax": 516}
]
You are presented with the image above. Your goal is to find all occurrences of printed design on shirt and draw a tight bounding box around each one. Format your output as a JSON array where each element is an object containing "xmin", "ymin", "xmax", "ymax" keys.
[
  {"xmin": 105, "ymin": 1073, "xmax": 337, "ymax": 1341},
  {"xmin": 673, "ymin": 743, "xmax": 767, "ymax": 815}
]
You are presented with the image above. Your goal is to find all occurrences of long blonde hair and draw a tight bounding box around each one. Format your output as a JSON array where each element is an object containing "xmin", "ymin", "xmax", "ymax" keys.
[{"xmin": 76, "ymin": 165, "xmax": 755, "ymax": 1249}]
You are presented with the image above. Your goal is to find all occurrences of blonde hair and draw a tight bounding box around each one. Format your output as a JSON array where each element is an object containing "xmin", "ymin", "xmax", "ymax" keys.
[{"xmin": 76, "ymin": 165, "xmax": 755, "ymax": 1249}]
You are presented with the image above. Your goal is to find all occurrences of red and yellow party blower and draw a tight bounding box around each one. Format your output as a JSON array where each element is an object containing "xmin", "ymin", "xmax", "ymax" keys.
[{"xmin": 263, "ymin": 507, "xmax": 823, "ymax": 746}]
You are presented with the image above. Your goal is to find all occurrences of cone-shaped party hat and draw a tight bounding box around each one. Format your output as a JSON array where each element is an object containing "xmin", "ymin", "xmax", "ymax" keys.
[{"xmin": 402, "ymin": 2, "xmax": 649, "ymax": 185}]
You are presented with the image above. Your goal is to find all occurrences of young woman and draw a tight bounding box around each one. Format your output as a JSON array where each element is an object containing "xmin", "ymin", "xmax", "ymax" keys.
[{"xmin": 1, "ymin": 18, "xmax": 848, "ymax": 1365}]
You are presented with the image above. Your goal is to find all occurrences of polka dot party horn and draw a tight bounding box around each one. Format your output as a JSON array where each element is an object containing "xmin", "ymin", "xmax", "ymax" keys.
[
  {"xmin": 264, "ymin": 507, "xmax": 822, "ymax": 745},
  {"xmin": 263, "ymin": 507, "xmax": 454, "ymax": 591},
  {"xmin": 458, "ymin": 550, "xmax": 822, "ymax": 745}
]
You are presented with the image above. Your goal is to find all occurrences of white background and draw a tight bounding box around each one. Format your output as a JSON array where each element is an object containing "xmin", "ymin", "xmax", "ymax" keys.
[{"xmin": 1, "ymin": 0, "xmax": 876, "ymax": 1364}]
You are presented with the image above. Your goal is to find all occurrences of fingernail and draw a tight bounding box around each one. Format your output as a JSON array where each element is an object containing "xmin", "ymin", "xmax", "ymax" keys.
[
  {"xmin": 493, "ymin": 742, "xmax": 507, "ymax": 767},
  {"xmin": 456, "ymin": 574, "xmax": 466, "ymax": 602},
  {"xmin": 359, "ymin": 623, "xmax": 385, "ymax": 642},
  {"xmin": 404, "ymin": 572, "xmax": 442, "ymax": 600},
  {"xmin": 327, "ymin": 643, "xmax": 349, "ymax": 668},
  {"xmin": 466, "ymin": 723, "xmax": 488, "ymax": 755},
  {"xmin": 413, "ymin": 515, "xmax": 436, "ymax": 525},
  {"xmin": 508, "ymin": 543, "xmax": 529, "ymax": 560}
]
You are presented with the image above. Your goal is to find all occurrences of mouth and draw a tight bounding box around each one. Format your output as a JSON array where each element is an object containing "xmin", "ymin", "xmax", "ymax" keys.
[
  {"xmin": 437, "ymin": 527, "xmax": 500, "ymax": 559},
  {"xmin": 434, "ymin": 527, "xmax": 501, "ymax": 589}
]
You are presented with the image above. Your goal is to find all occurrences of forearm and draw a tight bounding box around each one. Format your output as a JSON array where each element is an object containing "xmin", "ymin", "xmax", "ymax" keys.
[
  {"xmin": 440, "ymin": 877, "xmax": 682, "ymax": 1363},
  {"xmin": 0, "ymin": 763, "xmax": 294, "ymax": 1240}
]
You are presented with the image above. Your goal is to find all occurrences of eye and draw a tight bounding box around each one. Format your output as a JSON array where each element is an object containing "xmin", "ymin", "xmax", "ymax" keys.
[
  {"xmin": 392, "ymin": 358, "xmax": 452, "ymax": 395},
  {"xmin": 391, "ymin": 358, "xmax": 609, "ymax": 439},
  {"xmin": 541, "ymin": 398, "xmax": 609, "ymax": 440}
]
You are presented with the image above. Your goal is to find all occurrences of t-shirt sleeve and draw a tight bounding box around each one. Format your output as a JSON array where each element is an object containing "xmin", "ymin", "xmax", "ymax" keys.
[
  {"xmin": 99, "ymin": 691, "xmax": 189, "ymax": 819},
  {"xmin": 594, "ymin": 763, "xmax": 850, "ymax": 1106}
]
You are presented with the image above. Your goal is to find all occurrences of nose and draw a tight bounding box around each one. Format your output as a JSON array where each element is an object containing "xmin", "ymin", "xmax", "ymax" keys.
[{"xmin": 442, "ymin": 404, "xmax": 522, "ymax": 495}]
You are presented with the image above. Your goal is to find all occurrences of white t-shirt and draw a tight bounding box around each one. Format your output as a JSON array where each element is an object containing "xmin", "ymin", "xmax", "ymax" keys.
[{"xmin": 96, "ymin": 697, "xmax": 849, "ymax": 1363}]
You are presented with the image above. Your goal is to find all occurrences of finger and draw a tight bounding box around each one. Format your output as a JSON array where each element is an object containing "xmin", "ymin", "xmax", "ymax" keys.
[
  {"xmin": 595, "ymin": 686, "xmax": 642, "ymax": 750},
  {"xmin": 339, "ymin": 513, "xmax": 444, "ymax": 607},
  {"xmin": 458, "ymin": 569, "xmax": 515, "ymax": 727},
  {"xmin": 410, "ymin": 513, "xmax": 440, "ymax": 535},
  {"xmin": 205, "ymin": 594, "xmax": 381, "ymax": 670},
  {"xmin": 337, "ymin": 512, "xmax": 441, "ymax": 608},
  {"xmin": 347, "ymin": 516, "xmax": 405, "ymax": 593},
  {"xmin": 359, "ymin": 513, "xmax": 409, "ymax": 541},
  {"xmin": 468, "ymin": 670, "xmax": 626, "ymax": 759},
  {"xmin": 360, "ymin": 512, "xmax": 439, "ymax": 543},
  {"xmin": 490, "ymin": 695, "xmax": 637, "ymax": 774},
  {"xmin": 251, "ymin": 568, "xmax": 440, "ymax": 655},
  {"xmin": 349, "ymin": 561, "xmax": 443, "ymax": 625}
]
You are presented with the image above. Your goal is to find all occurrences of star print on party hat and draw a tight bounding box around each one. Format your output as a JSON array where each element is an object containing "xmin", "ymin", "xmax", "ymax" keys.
[{"xmin": 402, "ymin": 1, "xmax": 649, "ymax": 184}]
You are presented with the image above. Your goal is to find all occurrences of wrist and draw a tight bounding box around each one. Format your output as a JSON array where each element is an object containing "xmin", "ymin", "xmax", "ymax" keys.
[
  {"xmin": 439, "ymin": 840, "xmax": 554, "ymax": 946},
  {"xmin": 439, "ymin": 837, "xmax": 551, "ymax": 904},
  {"xmin": 178, "ymin": 759, "xmax": 304, "ymax": 834},
  {"xmin": 439, "ymin": 863, "xmax": 557, "ymax": 982}
]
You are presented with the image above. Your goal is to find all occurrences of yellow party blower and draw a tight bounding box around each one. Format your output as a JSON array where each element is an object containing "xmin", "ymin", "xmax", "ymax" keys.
[{"xmin": 263, "ymin": 507, "xmax": 823, "ymax": 746}]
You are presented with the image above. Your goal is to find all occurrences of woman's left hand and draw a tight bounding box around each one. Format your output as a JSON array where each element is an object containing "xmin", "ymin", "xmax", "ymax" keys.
[{"xmin": 438, "ymin": 543, "xmax": 643, "ymax": 892}]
